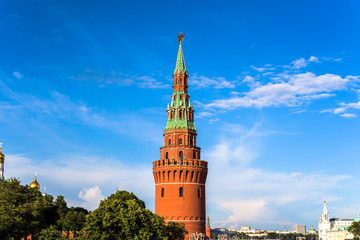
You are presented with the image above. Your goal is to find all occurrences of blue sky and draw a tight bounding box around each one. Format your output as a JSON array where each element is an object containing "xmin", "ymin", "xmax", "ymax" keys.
[{"xmin": 1, "ymin": 0, "xmax": 360, "ymax": 231}]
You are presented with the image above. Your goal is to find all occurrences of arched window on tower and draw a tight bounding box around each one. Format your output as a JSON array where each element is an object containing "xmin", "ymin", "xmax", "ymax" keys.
[
  {"xmin": 198, "ymin": 188, "xmax": 201, "ymax": 198},
  {"xmin": 168, "ymin": 139, "xmax": 171, "ymax": 146},
  {"xmin": 179, "ymin": 151, "xmax": 183, "ymax": 160},
  {"xmin": 179, "ymin": 187, "xmax": 183, "ymax": 197},
  {"xmin": 179, "ymin": 110, "xmax": 182, "ymax": 119},
  {"xmin": 179, "ymin": 138, "xmax": 182, "ymax": 145},
  {"xmin": 190, "ymin": 138, "xmax": 193, "ymax": 146},
  {"xmin": 193, "ymin": 151, "xmax": 196, "ymax": 159},
  {"xmin": 161, "ymin": 188, "xmax": 164, "ymax": 198},
  {"xmin": 165, "ymin": 152, "xmax": 168, "ymax": 159}
]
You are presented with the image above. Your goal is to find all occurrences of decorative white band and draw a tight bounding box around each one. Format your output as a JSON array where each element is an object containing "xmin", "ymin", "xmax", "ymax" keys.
[
  {"xmin": 165, "ymin": 219, "xmax": 205, "ymax": 223},
  {"xmin": 156, "ymin": 182, "xmax": 205, "ymax": 186}
]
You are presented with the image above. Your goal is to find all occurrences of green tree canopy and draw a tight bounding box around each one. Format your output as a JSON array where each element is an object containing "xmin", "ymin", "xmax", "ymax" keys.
[
  {"xmin": 83, "ymin": 190, "xmax": 186, "ymax": 240},
  {"xmin": 0, "ymin": 178, "xmax": 58, "ymax": 240},
  {"xmin": 349, "ymin": 221, "xmax": 360, "ymax": 240}
]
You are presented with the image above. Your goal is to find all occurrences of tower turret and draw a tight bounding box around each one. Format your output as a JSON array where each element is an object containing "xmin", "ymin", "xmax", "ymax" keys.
[
  {"xmin": 0, "ymin": 143, "xmax": 5, "ymax": 180},
  {"xmin": 153, "ymin": 33, "xmax": 208, "ymax": 239},
  {"xmin": 206, "ymin": 216, "xmax": 211, "ymax": 239}
]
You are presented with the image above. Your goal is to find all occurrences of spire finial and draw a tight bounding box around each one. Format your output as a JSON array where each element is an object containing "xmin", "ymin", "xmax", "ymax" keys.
[
  {"xmin": 177, "ymin": 32, "xmax": 185, "ymax": 43},
  {"xmin": 0, "ymin": 142, "xmax": 3, "ymax": 150},
  {"xmin": 174, "ymin": 33, "xmax": 187, "ymax": 74}
]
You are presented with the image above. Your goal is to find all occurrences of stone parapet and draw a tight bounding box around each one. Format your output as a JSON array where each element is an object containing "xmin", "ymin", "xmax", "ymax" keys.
[{"xmin": 153, "ymin": 159, "xmax": 207, "ymax": 168}]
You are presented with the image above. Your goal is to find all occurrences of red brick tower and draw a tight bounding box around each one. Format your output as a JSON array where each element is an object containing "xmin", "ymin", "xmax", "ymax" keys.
[
  {"xmin": 153, "ymin": 33, "xmax": 208, "ymax": 239},
  {"xmin": 206, "ymin": 216, "xmax": 211, "ymax": 239}
]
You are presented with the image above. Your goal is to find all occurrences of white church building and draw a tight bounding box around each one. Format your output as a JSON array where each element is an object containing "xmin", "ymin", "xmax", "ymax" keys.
[{"xmin": 318, "ymin": 200, "xmax": 358, "ymax": 240}]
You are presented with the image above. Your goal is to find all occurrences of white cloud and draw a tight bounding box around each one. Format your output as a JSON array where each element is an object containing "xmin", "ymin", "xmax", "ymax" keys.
[
  {"xmin": 5, "ymin": 154, "xmax": 154, "ymax": 211},
  {"xmin": 309, "ymin": 56, "xmax": 320, "ymax": 63},
  {"xmin": 220, "ymin": 200, "xmax": 275, "ymax": 224},
  {"xmin": 209, "ymin": 118, "xmax": 219, "ymax": 124},
  {"xmin": 251, "ymin": 65, "xmax": 276, "ymax": 72},
  {"xmin": 325, "ymin": 101, "xmax": 360, "ymax": 117},
  {"xmin": 13, "ymin": 71, "xmax": 23, "ymax": 79},
  {"xmin": 290, "ymin": 56, "xmax": 321, "ymax": 69},
  {"xmin": 340, "ymin": 113, "xmax": 357, "ymax": 118},
  {"xmin": 197, "ymin": 111, "xmax": 214, "ymax": 118},
  {"xmin": 72, "ymin": 69, "xmax": 170, "ymax": 89},
  {"xmin": 78, "ymin": 186, "xmax": 105, "ymax": 210},
  {"xmin": 291, "ymin": 58, "xmax": 308, "ymax": 69},
  {"xmin": 137, "ymin": 76, "xmax": 171, "ymax": 89},
  {"xmin": 0, "ymin": 80, "xmax": 163, "ymax": 143},
  {"xmin": 206, "ymin": 124, "xmax": 352, "ymax": 228},
  {"xmin": 241, "ymin": 75, "xmax": 260, "ymax": 88},
  {"xmin": 291, "ymin": 172, "xmax": 304, "ymax": 179},
  {"xmin": 205, "ymin": 73, "xmax": 353, "ymax": 109},
  {"xmin": 190, "ymin": 74, "xmax": 236, "ymax": 89}
]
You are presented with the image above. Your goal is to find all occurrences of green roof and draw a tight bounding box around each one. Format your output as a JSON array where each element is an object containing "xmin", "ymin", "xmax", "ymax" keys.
[
  {"xmin": 174, "ymin": 42, "xmax": 186, "ymax": 74},
  {"xmin": 165, "ymin": 92, "xmax": 195, "ymax": 131}
]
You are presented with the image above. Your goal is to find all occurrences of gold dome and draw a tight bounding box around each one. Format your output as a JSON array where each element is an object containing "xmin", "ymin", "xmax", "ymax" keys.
[
  {"xmin": 30, "ymin": 175, "xmax": 40, "ymax": 191},
  {"xmin": 0, "ymin": 143, "xmax": 4, "ymax": 164}
]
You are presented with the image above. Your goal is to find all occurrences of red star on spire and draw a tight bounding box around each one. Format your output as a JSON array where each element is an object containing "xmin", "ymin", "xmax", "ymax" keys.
[{"xmin": 177, "ymin": 32, "xmax": 185, "ymax": 42}]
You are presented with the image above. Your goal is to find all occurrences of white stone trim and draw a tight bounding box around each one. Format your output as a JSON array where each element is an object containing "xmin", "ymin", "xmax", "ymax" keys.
[{"xmin": 156, "ymin": 182, "xmax": 205, "ymax": 186}]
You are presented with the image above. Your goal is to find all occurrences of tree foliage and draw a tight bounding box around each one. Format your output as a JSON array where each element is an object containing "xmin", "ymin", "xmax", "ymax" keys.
[
  {"xmin": 83, "ymin": 190, "xmax": 186, "ymax": 240},
  {"xmin": 237, "ymin": 232, "xmax": 250, "ymax": 239},
  {"xmin": 0, "ymin": 178, "xmax": 58, "ymax": 240},
  {"xmin": 349, "ymin": 221, "xmax": 360, "ymax": 240},
  {"xmin": 0, "ymin": 180, "xmax": 185, "ymax": 240},
  {"xmin": 38, "ymin": 225, "xmax": 66, "ymax": 240}
]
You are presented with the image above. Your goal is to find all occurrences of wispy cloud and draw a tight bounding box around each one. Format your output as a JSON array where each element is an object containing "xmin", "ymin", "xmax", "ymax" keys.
[
  {"xmin": 288, "ymin": 56, "xmax": 339, "ymax": 70},
  {"xmin": 340, "ymin": 113, "xmax": 357, "ymax": 118},
  {"xmin": 190, "ymin": 74, "xmax": 236, "ymax": 89},
  {"xmin": 291, "ymin": 58, "xmax": 308, "ymax": 69},
  {"xmin": 290, "ymin": 56, "xmax": 320, "ymax": 69},
  {"xmin": 204, "ymin": 73, "xmax": 354, "ymax": 109},
  {"xmin": 72, "ymin": 69, "xmax": 171, "ymax": 89},
  {"xmin": 251, "ymin": 65, "xmax": 276, "ymax": 72},
  {"xmin": 13, "ymin": 71, "xmax": 23, "ymax": 79},
  {"xmin": 0, "ymin": 75, "xmax": 163, "ymax": 144},
  {"xmin": 323, "ymin": 100, "xmax": 360, "ymax": 118},
  {"xmin": 206, "ymin": 123, "xmax": 352, "ymax": 228}
]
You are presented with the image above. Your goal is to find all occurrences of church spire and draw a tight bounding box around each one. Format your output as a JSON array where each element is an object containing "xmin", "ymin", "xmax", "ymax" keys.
[{"xmin": 322, "ymin": 199, "xmax": 329, "ymax": 221}]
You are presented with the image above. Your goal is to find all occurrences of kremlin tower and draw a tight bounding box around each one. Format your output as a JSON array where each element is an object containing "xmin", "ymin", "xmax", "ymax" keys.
[
  {"xmin": 206, "ymin": 216, "xmax": 211, "ymax": 239},
  {"xmin": 153, "ymin": 33, "xmax": 208, "ymax": 239}
]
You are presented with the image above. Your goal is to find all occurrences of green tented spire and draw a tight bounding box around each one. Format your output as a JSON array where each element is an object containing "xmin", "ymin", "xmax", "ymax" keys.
[{"xmin": 174, "ymin": 42, "xmax": 187, "ymax": 74}]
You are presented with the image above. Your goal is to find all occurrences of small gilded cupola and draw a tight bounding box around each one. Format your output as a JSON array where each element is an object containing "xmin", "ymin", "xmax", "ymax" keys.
[{"xmin": 30, "ymin": 172, "xmax": 40, "ymax": 191}]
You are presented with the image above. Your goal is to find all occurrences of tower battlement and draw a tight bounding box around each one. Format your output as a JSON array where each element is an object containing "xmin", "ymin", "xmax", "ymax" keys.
[{"xmin": 153, "ymin": 159, "xmax": 208, "ymax": 168}]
